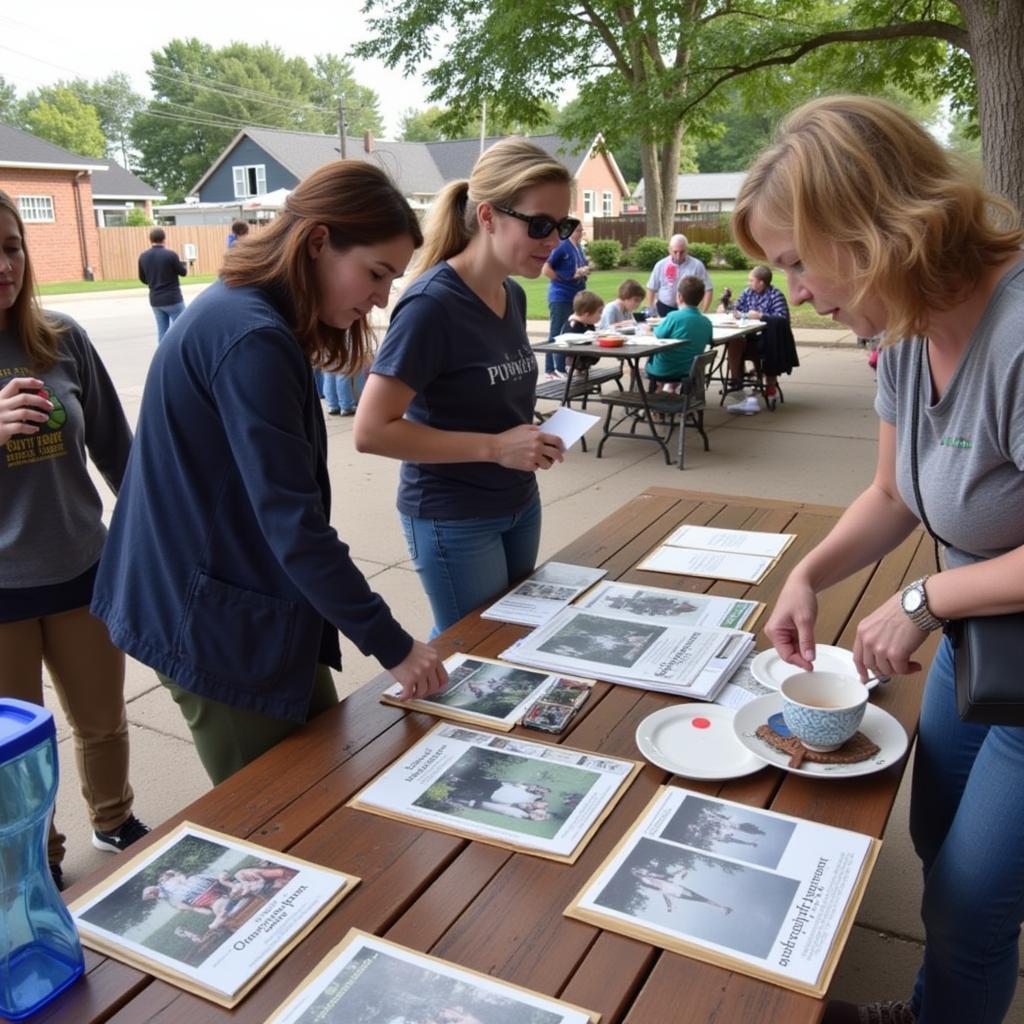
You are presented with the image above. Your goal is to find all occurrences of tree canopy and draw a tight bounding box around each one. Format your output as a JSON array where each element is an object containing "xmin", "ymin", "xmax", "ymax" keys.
[
  {"xmin": 358, "ymin": 0, "xmax": 1023, "ymax": 231},
  {"xmin": 21, "ymin": 87, "xmax": 107, "ymax": 158}
]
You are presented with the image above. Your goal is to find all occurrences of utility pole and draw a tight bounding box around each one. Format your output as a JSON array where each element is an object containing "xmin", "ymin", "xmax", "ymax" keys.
[
  {"xmin": 337, "ymin": 96, "xmax": 347, "ymax": 158},
  {"xmin": 480, "ymin": 97, "xmax": 486, "ymax": 154}
]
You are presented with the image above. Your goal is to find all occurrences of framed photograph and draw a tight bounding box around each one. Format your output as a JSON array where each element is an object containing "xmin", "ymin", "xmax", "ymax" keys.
[
  {"xmin": 267, "ymin": 929, "xmax": 599, "ymax": 1023},
  {"xmin": 565, "ymin": 786, "xmax": 879, "ymax": 996},
  {"xmin": 69, "ymin": 822, "xmax": 356, "ymax": 1007},
  {"xmin": 481, "ymin": 561, "xmax": 607, "ymax": 626},
  {"xmin": 381, "ymin": 653, "xmax": 595, "ymax": 731},
  {"xmin": 349, "ymin": 723, "xmax": 640, "ymax": 863}
]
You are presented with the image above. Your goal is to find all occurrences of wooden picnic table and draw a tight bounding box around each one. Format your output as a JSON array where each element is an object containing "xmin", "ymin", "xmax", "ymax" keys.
[{"xmin": 43, "ymin": 487, "xmax": 939, "ymax": 1024}]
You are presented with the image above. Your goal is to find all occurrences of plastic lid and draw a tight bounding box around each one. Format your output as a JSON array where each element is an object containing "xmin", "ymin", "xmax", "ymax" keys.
[{"xmin": 0, "ymin": 699, "xmax": 55, "ymax": 765}]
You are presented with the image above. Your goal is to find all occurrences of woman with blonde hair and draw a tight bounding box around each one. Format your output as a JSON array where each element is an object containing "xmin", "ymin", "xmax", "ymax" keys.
[
  {"xmin": 355, "ymin": 139, "xmax": 567, "ymax": 635},
  {"xmin": 0, "ymin": 191, "xmax": 149, "ymax": 889},
  {"xmin": 733, "ymin": 95, "xmax": 1024, "ymax": 1024},
  {"xmin": 93, "ymin": 161, "xmax": 446, "ymax": 784}
]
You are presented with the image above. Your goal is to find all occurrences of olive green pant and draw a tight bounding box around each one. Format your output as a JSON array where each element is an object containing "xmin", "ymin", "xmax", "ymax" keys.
[{"xmin": 160, "ymin": 664, "xmax": 339, "ymax": 785}]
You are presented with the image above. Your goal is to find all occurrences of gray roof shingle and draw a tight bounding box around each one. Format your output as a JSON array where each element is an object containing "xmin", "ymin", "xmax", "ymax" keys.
[
  {"xmin": 91, "ymin": 160, "xmax": 163, "ymax": 199},
  {"xmin": 0, "ymin": 122, "xmax": 107, "ymax": 170}
]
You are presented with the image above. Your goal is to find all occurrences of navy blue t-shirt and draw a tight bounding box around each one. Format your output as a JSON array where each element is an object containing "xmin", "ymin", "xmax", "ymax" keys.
[{"xmin": 371, "ymin": 262, "xmax": 539, "ymax": 519}]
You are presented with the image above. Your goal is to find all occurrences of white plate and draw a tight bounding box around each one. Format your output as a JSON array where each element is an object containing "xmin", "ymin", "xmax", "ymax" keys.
[
  {"xmin": 732, "ymin": 693, "xmax": 908, "ymax": 778},
  {"xmin": 635, "ymin": 704, "xmax": 764, "ymax": 780},
  {"xmin": 749, "ymin": 645, "xmax": 880, "ymax": 691}
]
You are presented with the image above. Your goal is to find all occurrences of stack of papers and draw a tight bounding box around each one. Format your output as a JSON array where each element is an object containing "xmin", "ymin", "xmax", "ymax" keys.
[
  {"xmin": 639, "ymin": 524, "xmax": 795, "ymax": 585},
  {"xmin": 500, "ymin": 606, "xmax": 754, "ymax": 702},
  {"xmin": 482, "ymin": 561, "xmax": 607, "ymax": 627}
]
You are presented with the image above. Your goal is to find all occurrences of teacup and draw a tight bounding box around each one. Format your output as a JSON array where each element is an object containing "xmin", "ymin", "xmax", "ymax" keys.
[{"xmin": 780, "ymin": 671, "xmax": 868, "ymax": 752}]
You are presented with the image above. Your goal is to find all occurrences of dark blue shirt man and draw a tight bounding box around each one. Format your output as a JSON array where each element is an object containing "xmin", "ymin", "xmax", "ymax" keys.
[{"xmin": 138, "ymin": 227, "xmax": 187, "ymax": 343}]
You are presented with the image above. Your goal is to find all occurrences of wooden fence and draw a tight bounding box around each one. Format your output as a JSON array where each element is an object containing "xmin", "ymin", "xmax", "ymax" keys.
[
  {"xmin": 96, "ymin": 224, "xmax": 264, "ymax": 280},
  {"xmin": 590, "ymin": 212, "xmax": 731, "ymax": 250}
]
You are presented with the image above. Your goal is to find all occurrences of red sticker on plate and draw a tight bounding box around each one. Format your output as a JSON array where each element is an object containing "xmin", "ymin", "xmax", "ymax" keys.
[{"xmin": 691, "ymin": 717, "xmax": 712, "ymax": 729}]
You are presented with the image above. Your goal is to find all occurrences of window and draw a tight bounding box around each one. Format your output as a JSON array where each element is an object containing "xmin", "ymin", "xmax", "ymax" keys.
[
  {"xmin": 18, "ymin": 196, "xmax": 55, "ymax": 223},
  {"xmin": 583, "ymin": 190, "xmax": 594, "ymax": 216},
  {"xmin": 232, "ymin": 164, "xmax": 267, "ymax": 198},
  {"xmin": 675, "ymin": 201, "xmax": 700, "ymax": 214},
  {"xmin": 602, "ymin": 190, "xmax": 613, "ymax": 217}
]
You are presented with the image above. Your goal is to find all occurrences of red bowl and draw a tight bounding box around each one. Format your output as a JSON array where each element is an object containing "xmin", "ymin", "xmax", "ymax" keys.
[{"xmin": 596, "ymin": 335, "xmax": 624, "ymax": 348}]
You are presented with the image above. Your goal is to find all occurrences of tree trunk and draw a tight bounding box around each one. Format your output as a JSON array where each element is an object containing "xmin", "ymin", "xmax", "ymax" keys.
[
  {"xmin": 641, "ymin": 141, "xmax": 663, "ymax": 236},
  {"xmin": 959, "ymin": 0, "xmax": 1024, "ymax": 213},
  {"xmin": 658, "ymin": 125, "xmax": 685, "ymax": 238}
]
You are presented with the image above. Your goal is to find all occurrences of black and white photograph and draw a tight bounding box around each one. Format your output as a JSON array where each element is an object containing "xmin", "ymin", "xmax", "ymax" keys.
[
  {"xmin": 538, "ymin": 612, "xmax": 665, "ymax": 668},
  {"xmin": 577, "ymin": 581, "xmax": 761, "ymax": 631},
  {"xmin": 350, "ymin": 725, "xmax": 639, "ymax": 861},
  {"xmin": 267, "ymin": 931, "xmax": 595, "ymax": 1023},
  {"xmin": 660, "ymin": 794, "xmax": 796, "ymax": 869},
  {"xmin": 481, "ymin": 562, "xmax": 607, "ymax": 627},
  {"xmin": 592, "ymin": 836, "xmax": 798, "ymax": 959}
]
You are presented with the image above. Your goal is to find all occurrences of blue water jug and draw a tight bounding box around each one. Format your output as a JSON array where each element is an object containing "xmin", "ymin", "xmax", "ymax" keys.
[{"xmin": 0, "ymin": 699, "xmax": 84, "ymax": 1019}]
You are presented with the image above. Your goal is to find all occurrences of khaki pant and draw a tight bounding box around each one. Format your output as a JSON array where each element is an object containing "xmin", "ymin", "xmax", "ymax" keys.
[
  {"xmin": 0, "ymin": 605, "xmax": 134, "ymax": 866},
  {"xmin": 160, "ymin": 664, "xmax": 339, "ymax": 785}
]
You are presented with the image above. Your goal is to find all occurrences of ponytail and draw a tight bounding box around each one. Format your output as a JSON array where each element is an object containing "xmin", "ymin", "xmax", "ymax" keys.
[{"xmin": 408, "ymin": 180, "xmax": 473, "ymax": 281}]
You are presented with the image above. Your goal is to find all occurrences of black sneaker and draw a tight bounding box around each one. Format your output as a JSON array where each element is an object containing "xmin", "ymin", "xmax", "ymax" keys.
[
  {"xmin": 50, "ymin": 863, "xmax": 66, "ymax": 892},
  {"xmin": 92, "ymin": 814, "xmax": 150, "ymax": 853}
]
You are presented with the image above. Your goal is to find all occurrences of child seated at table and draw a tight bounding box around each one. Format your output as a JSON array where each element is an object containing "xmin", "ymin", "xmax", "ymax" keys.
[
  {"xmin": 561, "ymin": 290, "xmax": 604, "ymax": 369},
  {"xmin": 599, "ymin": 279, "xmax": 646, "ymax": 329},
  {"xmin": 646, "ymin": 276, "xmax": 713, "ymax": 393}
]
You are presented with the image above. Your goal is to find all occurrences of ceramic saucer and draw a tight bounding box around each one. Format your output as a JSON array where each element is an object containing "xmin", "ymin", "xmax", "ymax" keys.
[
  {"xmin": 749, "ymin": 644, "xmax": 881, "ymax": 691},
  {"xmin": 732, "ymin": 693, "xmax": 908, "ymax": 778},
  {"xmin": 635, "ymin": 704, "xmax": 764, "ymax": 780}
]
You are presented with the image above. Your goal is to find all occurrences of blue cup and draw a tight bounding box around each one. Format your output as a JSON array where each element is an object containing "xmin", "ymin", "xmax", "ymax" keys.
[{"xmin": 780, "ymin": 671, "xmax": 868, "ymax": 752}]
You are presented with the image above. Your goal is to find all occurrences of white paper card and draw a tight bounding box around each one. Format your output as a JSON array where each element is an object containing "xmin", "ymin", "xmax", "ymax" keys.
[{"xmin": 540, "ymin": 406, "xmax": 601, "ymax": 450}]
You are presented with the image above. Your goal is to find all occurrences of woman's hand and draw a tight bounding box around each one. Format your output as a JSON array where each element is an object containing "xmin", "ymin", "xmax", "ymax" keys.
[
  {"xmin": 493, "ymin": 424, "xmax": 565, "ymax": 472},
  {"xmin": 765, "ymin": 577, "xmax": 819, "ymax": 671},
  {"xmin": 853, "ymin": 592, "xmax": 926, "ymax": 680},
  {"xmin": 746, "ymin": 310, "xmax": 763, "ymax": 320},
  {"xmin": 0, "ymin": 377, "xmax": 51, "ymax": 446},
  {"xmin": 390, "ymin": 640, "xmax": 448, "ymax": 701}
]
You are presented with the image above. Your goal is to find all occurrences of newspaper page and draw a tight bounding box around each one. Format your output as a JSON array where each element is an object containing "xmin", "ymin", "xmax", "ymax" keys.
[
  {"xmin": 500, "ymin": 607, "xmax": 754, "ymax": 700},
  {"xmin": 267, "ymin": 929, "xmax": 598, "ymax": 1023},
  {"xmin": 69, "ymin": 823, "xmax": 354, "ymax": 1007},
  {"xmin": 566, "ymin": 786, "xmax": 878, "ymax": 997},
  {"xmin": 381, "ymin": 653, "xmax": 593, "ymax": 731},
  {"xmin": 482, "ymin": 562, "xmax": 608, "ymax": 626},
  {"xmin": 713, "ymin": 650, "xmax": 774, "ymax": 710},
  {"xmin": 349, "ymin": 723, "xmax": 639, "ymax": 863},
  {"xmin": 637, "ymin": 545, "xmax": 775, "ymax": 584},
  {"xmin": 665, "ymin": 525, "xmax": 795, "ymax": 558},
  {"xmin": 576, "ymin": 580, "xmax": 762, "ymax": 631}
]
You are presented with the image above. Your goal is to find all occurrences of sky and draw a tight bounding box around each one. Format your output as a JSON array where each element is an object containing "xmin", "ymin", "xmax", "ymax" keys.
[{"xmin": 0, "ymin": 4, "xmax": 433, "ymax": 139}]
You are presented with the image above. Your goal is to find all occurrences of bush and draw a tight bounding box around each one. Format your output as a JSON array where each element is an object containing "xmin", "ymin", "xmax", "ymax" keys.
[
  {"xmin": 628, "ymin": 236, "xmax": 667, "ymax": 271},
  {"xmin": 719, "ymin": 243, "xmax": 750, "ymax": 270},
  {"xmin": 687, "ymin": 242, "xmax": 714, "ymax": 267},
  {"xmin": 586, "ymin": 239, "xmax": 623, "ymax": 271},
  {"xmin": 124, "ymin": 208, "xmax": 152, "ymax": 227}
]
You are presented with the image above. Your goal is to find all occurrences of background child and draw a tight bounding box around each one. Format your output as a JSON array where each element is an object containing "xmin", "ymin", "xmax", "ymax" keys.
[
  {"xmin": 646, "ymin": 275, "xmax": 712, "ymax": 392},
  {"xmin": 599, "ymin": 279, "xmax": 645, "ymax": 329},
  {"xmin": 562, "ymin": 290, "xmax": 604, "ymax": 369}
]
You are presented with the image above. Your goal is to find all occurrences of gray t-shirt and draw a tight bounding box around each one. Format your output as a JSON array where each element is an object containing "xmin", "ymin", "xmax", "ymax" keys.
[
  {"xmin": 875, "ymin": 259, "xmax": 1024, "ymax": 568},
  {"xmin": 0, "ymin": 314, "xmax": 132, "ymax": 586}
]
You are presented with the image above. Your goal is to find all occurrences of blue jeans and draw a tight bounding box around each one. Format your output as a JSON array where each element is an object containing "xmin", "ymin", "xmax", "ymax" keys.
[
  {"xmin": 152, "ymin": 301, "xmax": 186, "ymax": 342},
  {"xmin": 907, "ymin": 635, "xmax": 1024, "ymax": 1022},
  {"xmin": 545, "ymin": 300, "xmax": 573, "ymax": 373},
  {"xmin": 400, "ymin": 494, "xmax": 542, "ymax": 637},
  {"xmin": 323, "ymin": 370, "xmax": 365, "ymax": 412}
]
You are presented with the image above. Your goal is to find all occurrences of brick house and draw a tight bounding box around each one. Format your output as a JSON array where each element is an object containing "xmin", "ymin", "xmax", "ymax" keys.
[{"xmin": 159, "ymin": 128, "xmax": 627, "ymax": 229}]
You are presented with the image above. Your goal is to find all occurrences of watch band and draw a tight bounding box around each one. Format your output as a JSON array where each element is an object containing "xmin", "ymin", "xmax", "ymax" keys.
[{"xmin": 902, "ymin": 576, "xmax": 945, "ymax": 632}]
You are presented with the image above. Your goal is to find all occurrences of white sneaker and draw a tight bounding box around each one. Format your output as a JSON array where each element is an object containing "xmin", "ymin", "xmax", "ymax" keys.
[{"xmin": 727, "ymin": 396, "xmax": 760, "ymax": 415}]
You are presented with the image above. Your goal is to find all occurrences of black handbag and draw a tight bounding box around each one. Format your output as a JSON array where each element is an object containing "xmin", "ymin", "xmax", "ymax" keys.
[{"xmin": 910, "ymin": 343, "xmax": 1024, "ymax": 725}]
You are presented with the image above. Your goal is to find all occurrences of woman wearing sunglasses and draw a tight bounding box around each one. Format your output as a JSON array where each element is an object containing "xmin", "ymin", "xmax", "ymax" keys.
[{"xmin": 355, "ymin": 138, "xmax": 569, "ymax": 636}]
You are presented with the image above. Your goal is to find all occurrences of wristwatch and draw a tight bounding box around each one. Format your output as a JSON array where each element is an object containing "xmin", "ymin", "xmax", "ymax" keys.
[{"xmin": 900, "ymin": 576, "xmax": 946, "ymax": 632}]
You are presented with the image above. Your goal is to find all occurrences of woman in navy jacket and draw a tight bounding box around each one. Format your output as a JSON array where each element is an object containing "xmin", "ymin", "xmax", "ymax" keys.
[{"xmin": 93, "ymin": 162, "xmax": 446, "ymax": 784}]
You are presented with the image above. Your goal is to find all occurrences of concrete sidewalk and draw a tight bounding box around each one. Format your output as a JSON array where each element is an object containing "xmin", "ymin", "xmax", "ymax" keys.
[{"xmin": 41, "ymin": 287, "xmax": 1024, "ymax": 1018}]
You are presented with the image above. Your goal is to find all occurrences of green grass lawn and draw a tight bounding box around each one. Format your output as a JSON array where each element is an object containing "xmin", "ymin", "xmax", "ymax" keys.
[
  {"xmin": 37, "ymin": 274, "xmax": 218, "ymax": 296},
  {"xmin": 513, "ymin": 268, "xmax": 835, "ymax": 329},
  {"xmin": 39, "ymin": 267, "xmax": 835, "ymax": 329}
]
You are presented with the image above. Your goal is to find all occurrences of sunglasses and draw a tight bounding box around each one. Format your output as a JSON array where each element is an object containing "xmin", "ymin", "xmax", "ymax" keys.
[{"xmin": 492, "ymin": 205, "xmax": 581, "ymax": 241}]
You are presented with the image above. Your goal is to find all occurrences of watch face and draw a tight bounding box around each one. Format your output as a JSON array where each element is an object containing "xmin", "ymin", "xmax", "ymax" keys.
[{"xmin": 903, "ymin": 587, "xmax": 924, "ymax": 613}]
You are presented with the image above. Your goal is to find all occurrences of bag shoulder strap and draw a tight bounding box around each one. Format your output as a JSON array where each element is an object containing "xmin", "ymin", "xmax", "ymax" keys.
[{"xmin": 910, "ymin": 341, "xmax": 951, "ymax": 567}]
